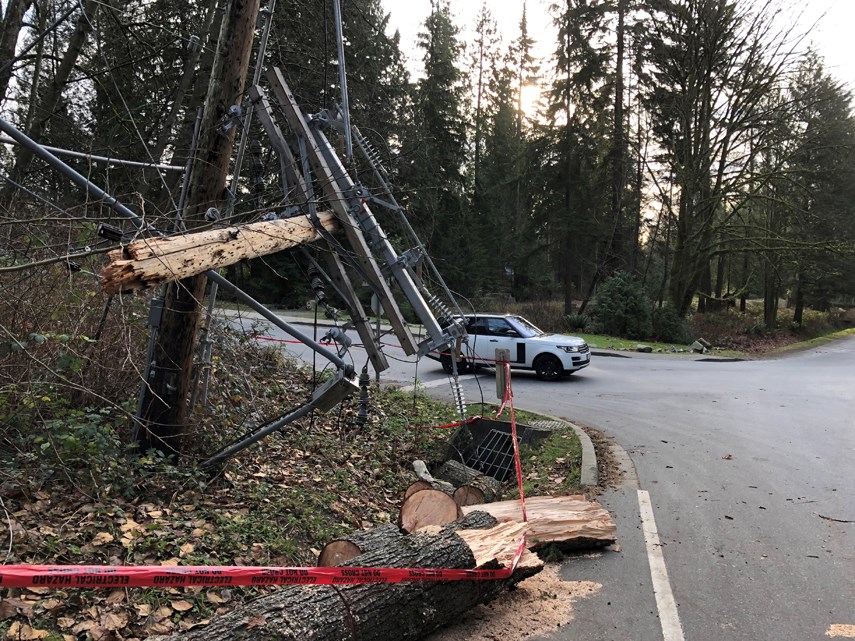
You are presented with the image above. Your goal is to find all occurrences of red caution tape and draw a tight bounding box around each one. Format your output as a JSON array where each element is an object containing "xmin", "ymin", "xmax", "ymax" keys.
[
  {"xmin": 409, "ymin": 415, "xmax": 482, "ymax": 430},
  {"xmin": 504, "ymin": 361, "xmax": 527, "ymax": 522},
  {"xmin": 0, "ymin": 539, "xmax": 526, "ymax": 589}
]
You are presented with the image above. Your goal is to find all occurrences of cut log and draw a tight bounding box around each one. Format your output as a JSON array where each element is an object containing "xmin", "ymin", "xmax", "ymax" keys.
[
  {"xmin": 404, "ymin": 480, "xmax": 434, "ymax": 499},
  {"xmin": 435, "ymin": 459, "xmax": 502, "ymax": 502},
  {"xmin": 398, "ymin": 488, "xmax": 461, "ymax": 533},
  {"xmin": 453, "ymin": 485, "xmax": 486, "ymax": 506},
  {"xmin": 317, "ymin": 524, "xmax": 402, "ymax": 567},
  {"xmin": 148, "ymin": 517, "xmax": 542, "ymax": 641},
  {"xmin": 99, "ymin": 210, "xmax": 337, "ymax": 294},
  {"xmin": 462, "ymin": 495, "xmax": 617, "ymax": 551}
]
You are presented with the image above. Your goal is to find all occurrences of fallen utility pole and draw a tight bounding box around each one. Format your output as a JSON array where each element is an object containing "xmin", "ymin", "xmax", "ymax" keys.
[{"xmin": 99, "ymin": 210, "xmax": 337, "ymax": 294}]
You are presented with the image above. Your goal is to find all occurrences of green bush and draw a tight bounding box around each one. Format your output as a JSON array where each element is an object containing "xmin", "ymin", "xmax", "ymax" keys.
[
  {"xmin": 652, "ymin": 305, "xmax": 692, "ymax": 344},
  {"xmin": 563, "ymin": 313, "xmax": 589, "ymax": 331},
  {"xmin": 591, "ymin": 272, "xmax": 653, "ymax": 339}
]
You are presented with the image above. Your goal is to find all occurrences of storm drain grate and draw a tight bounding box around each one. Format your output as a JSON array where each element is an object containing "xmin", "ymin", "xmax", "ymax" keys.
[{"xmin": 464, "ymin": 429, "xmax": 520, "ymax": 482}]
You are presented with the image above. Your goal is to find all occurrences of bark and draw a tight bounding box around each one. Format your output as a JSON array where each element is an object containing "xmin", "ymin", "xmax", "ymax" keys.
[
  {"xmin": 434, "ymin": 460, "xmax": 502, "ymax": 502},
  {"xmin": 317, "ymin": 525, "xmax": 408, "ymax": 567},
  {"xmin": 149, "ymin": 517, "xmax": 542, "ymax": 641},
  {"xmin": 318, "ymin": 511, "xmax": 501, "ymax": 568},
  {"xmin": 0, "ymin": 0, "xmax": 32, "ymax": 103},
  {"xmin": 99, "ymin": 211, "xmax": 337, "ymax": 293},
  {"xmin": 7, "ymin": 0, "xmax": 97, "ymax": 183}
]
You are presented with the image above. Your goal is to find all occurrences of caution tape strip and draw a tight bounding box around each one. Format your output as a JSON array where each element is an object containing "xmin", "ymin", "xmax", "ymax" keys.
[{"xmin": 0, "ymin": 539, "xmax": 526, "ymax": 589}]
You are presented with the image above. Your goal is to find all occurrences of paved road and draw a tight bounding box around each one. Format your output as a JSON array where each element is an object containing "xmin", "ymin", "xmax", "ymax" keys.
[
  {"xmin": 432, "ymin": 342, "xmax": 855, "ymax": 641},
  {"xmin": 227, "ymin": 310, "xmax": 855, "ymax": 640}
]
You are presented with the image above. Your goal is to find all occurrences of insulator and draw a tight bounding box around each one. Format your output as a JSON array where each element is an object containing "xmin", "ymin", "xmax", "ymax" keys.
[
  {"xmin": 451, "ymin": 376, "xmax": 467, "ymax": 421},
  {"xmin": 355, "ymin": 365, "xmax": 371, "ymax": 427}
]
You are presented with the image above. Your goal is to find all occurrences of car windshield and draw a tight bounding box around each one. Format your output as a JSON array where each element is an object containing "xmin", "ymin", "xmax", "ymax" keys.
[{"xmin": 509, "ymin": 316, "xmax": 543, "ymax": 338}]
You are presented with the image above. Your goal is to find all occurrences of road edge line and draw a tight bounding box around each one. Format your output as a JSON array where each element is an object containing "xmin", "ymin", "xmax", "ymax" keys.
[{"xmin": 637, "ymin": 489, "xmax": 685, "ymax": 641}]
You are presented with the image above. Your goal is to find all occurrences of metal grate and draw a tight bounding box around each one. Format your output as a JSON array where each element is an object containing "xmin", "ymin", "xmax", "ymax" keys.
[{"xmin": 464, "ymin": 429, "xmax": 520, "ymax": 482}]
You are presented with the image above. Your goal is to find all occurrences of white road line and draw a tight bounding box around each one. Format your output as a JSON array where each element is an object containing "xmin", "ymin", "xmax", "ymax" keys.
[{"xmin": 638, "ymin": 489, "xmax": 686, "ymax": 641}]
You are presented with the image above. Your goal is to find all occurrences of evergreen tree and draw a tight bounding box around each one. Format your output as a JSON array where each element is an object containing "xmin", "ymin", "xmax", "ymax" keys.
[{"xmin": 397, "ymin": 0, "xmax": 470, "ymax": 293}]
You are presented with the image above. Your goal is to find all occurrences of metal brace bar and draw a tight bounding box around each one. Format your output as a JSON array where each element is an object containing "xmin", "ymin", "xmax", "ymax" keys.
[
  {"xmin": 250, "ymin": 84, "xmax": 389, "ymax": 372},
  {"xmin": 267, "ymin": 67, "xmax": 418, "ymax": 355}
]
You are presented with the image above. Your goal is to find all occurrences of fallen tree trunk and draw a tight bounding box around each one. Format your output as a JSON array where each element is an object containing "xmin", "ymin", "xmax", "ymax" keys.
[
  {"xmin": 317, "ymin": 511, "xmax": 501, "ymax": 568},
  {"xmin": 434, "ymin": 460, "xmax": 502, "ymax": 503},
  {"xmin": 316, "ymin": 524, "xmax": 402, "ymax": 567},
  {"xmin": 99, "ymin": 210, "xmax": 337, "ymax": 293},
  {"xmin": 462, "ymin": 495, "xmax": 617, "ymax": 550},
  {"xmin": 149, "ymin": 515, "xmax": 541, "ymax": 641}
]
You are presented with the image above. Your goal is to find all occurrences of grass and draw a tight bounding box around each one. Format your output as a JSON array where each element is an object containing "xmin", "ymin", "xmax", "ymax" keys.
[{"xmin": 767, "ymin": 326, "xmax": 855, "ymax": 354}]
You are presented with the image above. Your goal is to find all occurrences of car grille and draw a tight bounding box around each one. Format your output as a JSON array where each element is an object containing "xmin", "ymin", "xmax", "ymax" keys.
[{"xmin": 579, "ymin": 344, "xmax": 589, "ymax": 354}]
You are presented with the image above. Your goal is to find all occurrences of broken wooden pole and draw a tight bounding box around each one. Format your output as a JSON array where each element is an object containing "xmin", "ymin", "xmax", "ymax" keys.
[
  {"xmin": 148, "ymin": 516, "xmax": 541, "ymax": 641},
  {"xmin": 99, "ymin": 211, "xmax": 337, "ymax": 294}
]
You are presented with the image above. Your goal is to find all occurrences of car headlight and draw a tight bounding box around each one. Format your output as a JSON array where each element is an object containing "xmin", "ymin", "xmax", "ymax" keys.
[{"xmin": 558, "ymin": 345, "xmax": 580, "ymax": 353}]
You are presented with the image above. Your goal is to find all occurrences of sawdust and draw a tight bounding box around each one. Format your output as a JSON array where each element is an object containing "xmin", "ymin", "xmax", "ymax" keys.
[
  {"xmin": 425, "ymin": 564, "xmax": 601, "ymax": 641},
  {"xmin": 826, "ymin": 624, "xmax": 855, "ymax": 638}
]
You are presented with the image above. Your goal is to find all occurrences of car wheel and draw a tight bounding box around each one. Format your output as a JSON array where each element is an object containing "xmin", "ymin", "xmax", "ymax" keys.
[
  {"xmin": 534, "ymin": 354, "xmax": 563, "ymax": 381},
  {"xmin": 441, "ymin": 354, "xmax": 472, "ymax": 375}
]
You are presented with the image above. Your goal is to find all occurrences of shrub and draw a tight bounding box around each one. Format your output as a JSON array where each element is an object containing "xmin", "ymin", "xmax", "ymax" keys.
[
  {"xmin": 652, "ymin": 305, "xmax": 692, "ymax": 344},
  {"xmin": 563, "ymin": 313, "xmax": 589, "ymax": 331},
  {"xmin": 591, "ymin": 272, "xmax": 653, "ymax": 339}
]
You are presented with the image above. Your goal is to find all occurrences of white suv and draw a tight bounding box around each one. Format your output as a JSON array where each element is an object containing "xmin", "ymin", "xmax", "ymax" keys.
[{"xmin": 433, "ymin": 313, "xmax": 590, "ymax": 381}]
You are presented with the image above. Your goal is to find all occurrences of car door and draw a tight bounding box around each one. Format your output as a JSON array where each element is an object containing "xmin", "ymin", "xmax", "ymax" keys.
[{"xmin": 467, "ymin": 317, "xmax": 521, "ymax": 366}]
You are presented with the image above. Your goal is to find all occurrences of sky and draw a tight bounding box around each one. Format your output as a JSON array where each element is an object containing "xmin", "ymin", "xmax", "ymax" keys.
[{"xmin": 379, "ymin": 0, "xmax": 855, "ymax": 93}]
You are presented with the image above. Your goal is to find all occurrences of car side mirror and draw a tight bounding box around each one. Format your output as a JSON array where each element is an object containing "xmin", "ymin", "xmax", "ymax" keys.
[{"xmin": 505, "ymin": 330, "xmax": 519, "ymax": 337}]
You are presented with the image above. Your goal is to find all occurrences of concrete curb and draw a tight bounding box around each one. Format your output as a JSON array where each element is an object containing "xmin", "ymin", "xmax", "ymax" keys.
[{"xmin": 528, "ymin": 412, "xmax": 598, "ymax": 487}]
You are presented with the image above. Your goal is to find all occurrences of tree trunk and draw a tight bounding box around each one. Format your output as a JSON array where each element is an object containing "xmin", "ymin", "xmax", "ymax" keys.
[
  {"xmin": 0, "ymin": 0, "xmax": 32, "ymax": 103},
  {"xmin": 3, "ymin": 0, "xmax": 97, "ymax": 199},
  {"xmin": 793, "ymin": 272, "xmax": 804, "ymax": 326},
  {"xmin": 138, "ymin": 0, "xmax": 262, "ymax": 456},
  {"xmin": 148, "ymin": 517, "xmax": 542, "ymax": 641},
  {"xmin": 318, "ymin": 511, "xmax": 500, "ymax": 567},
  {"xmin": 434, "ymin": 460, "xmax": 502, "ymax": 502}
]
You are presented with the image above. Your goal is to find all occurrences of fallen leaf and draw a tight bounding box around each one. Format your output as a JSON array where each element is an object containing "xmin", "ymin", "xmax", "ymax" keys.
[
  {"xmin": 120, "ymin": 519, "xmax": 143, "ymax": 533},
  {"xmin": 92, "ymin": 531, "xmax": 115, "ymax": 546},
  {"xmin": 722, "ymin": 454, "xmax": 733, "ymax": 460},
  {"xmin": 134, "ymin": 603, "xmax": 152, "ymax": 617},
  {"xmin": 102, "ymin": 611, "xmax": 129, "ymax": 630},
  {"xmin": 0, "ymin": 599, "xmax": 31, "ymax": 619},
  {"xmin": 105, "ymin": 590, "xmax": 125, "ymax": 604},
  {"xmin": 7, "ymin": 621, "xmax": 51, "ymax": 639},
  {"xmin": 57, "ymin": 617, "xmax": 76, "ymax": 629},
  {"xmin": 206, "ymin": 592, "xmax": 230, "ymax": 604},
  {"xmin": 171, "ymin": 599, "xmax": 194, "ymax": 612},
  {"xmin": 245, "ymin": 614, "xmax": 267, "ymax": 629},
  {"xmin": 179, "ymin": 543, "xmax": 195, "ymax": 557},
  {"xmin": 38, "ymin": 598, "xmax": 61, "ymax": 611}
]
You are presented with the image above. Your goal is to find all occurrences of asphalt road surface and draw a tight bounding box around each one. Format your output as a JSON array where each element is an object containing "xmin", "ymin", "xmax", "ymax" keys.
[{"xmin": 227, "ymin": 310, "xmax": 855, "ymax": 640}]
